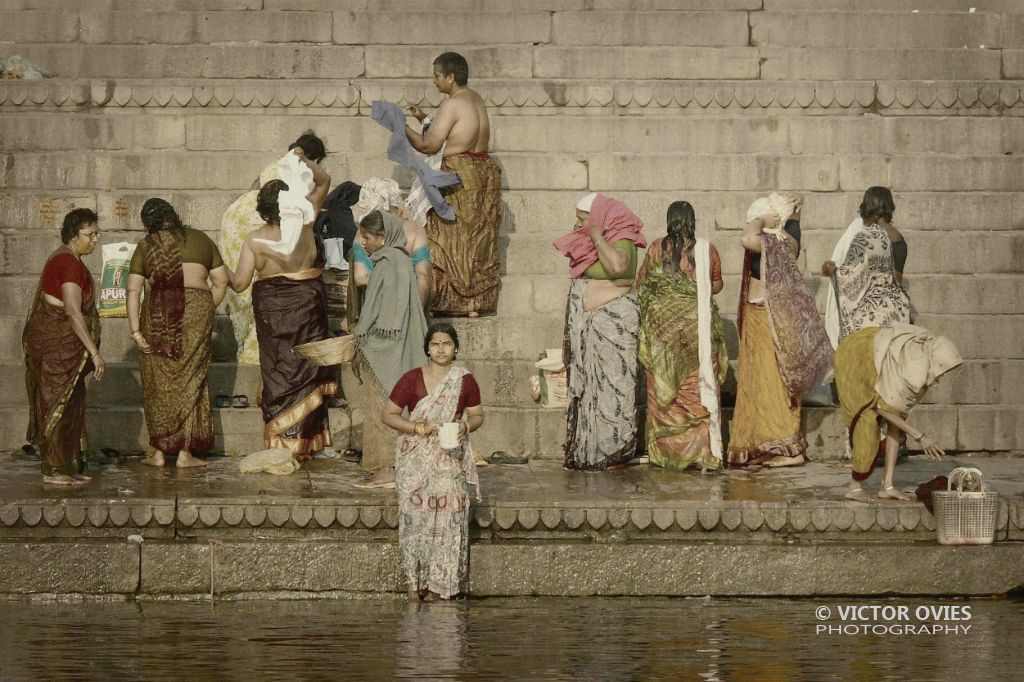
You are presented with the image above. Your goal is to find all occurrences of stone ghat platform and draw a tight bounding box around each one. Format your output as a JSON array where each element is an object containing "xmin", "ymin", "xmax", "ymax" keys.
[{"xmin": 0, "ymin": 454, "xmax": 1021, "ymax": 599}]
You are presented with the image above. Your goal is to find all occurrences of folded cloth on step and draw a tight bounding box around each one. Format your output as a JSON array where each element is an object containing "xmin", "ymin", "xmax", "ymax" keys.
[
  {"xmin": 370, "ymin": 100, "xmax": 460, "ymax": 221},
  {"xmin": 253, "ymin": 152, "xmax": 315, "ymax": 255},
  {"xmin": 239, "ymin": 447, "xmax": 301, "ymax": 475}
]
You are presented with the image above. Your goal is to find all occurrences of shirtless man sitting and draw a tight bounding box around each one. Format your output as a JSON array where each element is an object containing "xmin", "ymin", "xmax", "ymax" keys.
[{"xmin": 402, "ymin": 52, "xmax": 503, "ymax": 318}]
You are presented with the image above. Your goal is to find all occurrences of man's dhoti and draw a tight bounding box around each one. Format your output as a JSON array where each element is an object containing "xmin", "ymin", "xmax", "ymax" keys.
[{"xmin": 427, "ymin": 152, "xmax": 502, "ymax": 315}]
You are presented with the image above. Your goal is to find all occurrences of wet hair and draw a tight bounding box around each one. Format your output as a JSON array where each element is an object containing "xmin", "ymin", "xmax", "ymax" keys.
[
  {"xmin": 358, "ymin": 210, "xmax": 386, "ymax": 237},
  {"xmin": 424, "ymin": 321, "xmax": 460, "ymax": 357},
  {"xmin": 256, "ymin": 179, "xmax": 289, "ymax": 224},
  {"xmin": 663, "ymin": 201, "xmax": 697, "ymax": 274},
  {"xmin": 60, "ymin": 207, "xmax": 98, "ymax": 244},
  {"xmin": 140, "ymin": 198, "xmax": 185, "ymax": 236},
  {"xmin": 433, "ymin": 52, "xmax": 469, "ymax": 86},
  {"xmin": 288, "ymin": 131, "xmax": 326, "ymax": 163},
  {"xmin": 858, "ymin": 186, "xmax": 896, "ymax": 226}
]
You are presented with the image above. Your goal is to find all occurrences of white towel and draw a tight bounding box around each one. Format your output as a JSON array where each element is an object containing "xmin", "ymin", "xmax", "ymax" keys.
[
  {"xmin": 824, "ymin": 217, "xmax": 866, "ymax": 349},
  {"xmin": 254, "ymin": 152, "xmax": 315, "ymax": 255},
  {"xmin": 694, "ymin": 238, "xmax": 723, "ymax": 462}
]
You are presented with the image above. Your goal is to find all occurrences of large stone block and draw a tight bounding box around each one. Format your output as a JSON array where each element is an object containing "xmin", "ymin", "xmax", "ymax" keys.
[
  {"xmin": 491, "ymin": 115, "xmax": 789, "ymax": 155},
  {"xmin": 551, "ymin": 11, "xmax": 749, "ymax": 46},
  {"xmin": 497, "ymin": 154, "xmax": 588, "ymax": 191},
  {"xmin": 334, "ymin": 11, "xmax": 551, "ymax": 45},
  {"xmin": 533, "ymin": 47, "xmax": 759, "ymax": 79},
  {"xmin": 80, "ymin": 10, "xmax": 333, "ymax": 44},
  {"xmin": 906, "ymin": 275, "xmax": 1024, "ymax": 314},
  {"xmin": 840, "ymin": 155, "xmax": 1024, "ymax": 192},
  {"xmin": 915, "ymin": 314, "xmax": 1024, "ymax": 360},
  {"xmin": 752, "ymin": 12, "xmax": 1006, "ymax": 49},
  {"xmin": 380, "ymin": 0, "xmax": 582, "ymax": 7},
  {"xmin": 957, "ymin": 407, "xmax": 1024, "ymax": 451},
  {"xmin": 502, "ymin": 235, "xmax": 573, "ymax": 276},
  {"xmin": 1, "ymin": 152, "xmax": 268, "ymax": 191},
  {"xmin": 1003, "ymin": 49, "xmax": 1024, "ymax": 79},
  {"xmin": 96, "ymin": 191, "xmax": 242, "ymax": 233},
  {"xmin": 2, "ymin": 44, "xmax": 364, "ymax": 79},
  {"xmin": 265, "ymin": 0, "xmax": 365, "ymax": 8},
  {"xmin": 0, "ymin": 11, "xmax": 79, "ymax": 42},
  {"xmin": 184, "ymin": 115, "xmax": 387, "ymax": 154},
  {"xmin": 923, "ymin": 360, "xmax": 1024, "ymax": 406},
  {"xmin": 789, "ymin": 116, "xmax": 1024, "ymax": 156},
  {"xmin": 594, "ymin": 0, "xmax": 761, "ymax": 8},
  {"xmin": 759, "ymin": 48, "xmax": 1001, "ymax": 81},
  {"xmin": 9, "ymin": 0, "xmax": 262, "ymax": 8},
  {"xmin": 141, "ymin": 542, "xmax": 402, "ymax": 594},
  {"xmin": 469, "ymin": 543, "xmax": 1024, "ymax": 596},
  {"xmin": 0, "ymin": 542, "xmax": 139, "ymax": 594},
  {"xmin": 0, "ymin": 113, "xmax": 186, "ymax": 151},
  {"xmin": 365, "ymin": 46, "xmax": 531, "ymax": 79},
  {"xmin": 589, "ymin": 154, "xmax": 839, "ymax": 192},
  {"xmin": 0, "ymin": 192, "xmax": 97, "ymax": 231},
  {"xmin": 763, "ymin": 0, "xmax": 1024, "ymax": 10},
  {"xmin": 469, "ymin": 406, "xmax": 539, "ymax": 458}
]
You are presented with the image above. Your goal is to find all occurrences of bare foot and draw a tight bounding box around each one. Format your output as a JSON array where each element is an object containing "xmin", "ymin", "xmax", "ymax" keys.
[
  {"xmin": 746, "ymin": 454, "xmax": 772, "ymax": 466},
  {"xmin": 422, "ymin": 591, "xmax": 440, "ymax": 603},
  {"xmin": 877, "ymin": 486, "xmax": 908, "ymax": 501},
  {"xmin": 845, "ymin": 488, "xmax": 871, "ymax": 502},
  {"xmin": 43, "ymin": 474, "xmax": 85, "ymax": 487},
  {"xmin": 143, "ymin": 452, "xmax": 166, "ymax": 467},
  {"xmin": 176, "ymin": 452, "xmax": 208, "ymax": 469},
  {"xmin": 71, "ymin": 473, "xmax": 92, "ymax": 482},
  {"xmin": 468, "ymin": 311, "xmax": 479, "ymax": 318},
  {"xmin": 763, "ymin": 455, "xmax": 805, "ymax": 468},
  {"xmin": 407, "ymin": 589, "xmax": 421, "ymax": 603}
]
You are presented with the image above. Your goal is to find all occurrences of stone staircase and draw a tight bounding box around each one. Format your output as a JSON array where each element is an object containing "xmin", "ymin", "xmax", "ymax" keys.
[{"xmin": 1, "ymin": 0, "xmax": 1021, "ymax": 458}]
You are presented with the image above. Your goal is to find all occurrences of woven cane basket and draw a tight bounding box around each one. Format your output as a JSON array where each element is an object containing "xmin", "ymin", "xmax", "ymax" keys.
[
  {"xmin": 931, "ymin": 467, "xmax": 999, "ymax": 546},
  {"xmin": 293, "ymin": 335, "xmax": 356, "ymax": 366}
]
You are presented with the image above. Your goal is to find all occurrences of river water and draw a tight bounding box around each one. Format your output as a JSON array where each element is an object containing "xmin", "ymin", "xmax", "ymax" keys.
[{"xmin": 0, "ymin": 597, "xmax": 1020, "ymax": 680}]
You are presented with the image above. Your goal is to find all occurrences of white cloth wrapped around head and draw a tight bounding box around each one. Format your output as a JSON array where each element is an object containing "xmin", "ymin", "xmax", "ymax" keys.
[
  {"xmin": 354, "ymin": 177, "xmax": 403, "ymax": 224},
  {"xmin": 576, "ymin": 192, "xmax": 597, "ymax": 213},
  {"xmin": 253, "ymin": 151, "xmax": 316, "ymax": 255},
  {"xmin": 746, "ymin": 192, "xmax": 800, "ymax": 235}
]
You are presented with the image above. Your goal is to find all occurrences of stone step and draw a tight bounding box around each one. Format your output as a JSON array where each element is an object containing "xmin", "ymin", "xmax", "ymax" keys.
[
  {"xmin": 8, "ymin": 110, "xmax": 1024, "ymax": 159},
  {"xmin": 0, "ymin": 356, "xmax": 540, "ymax": 409},
  {"xmin": 5, "ymin": 189, "xmax": 1023, "ymax": 239},
  {"xmin": 4, "ymin": 78, "xmax": 1023, "ymax": 114},
  {"xmin": 0, "ymin": 403, "xmax": 569, "ymax": 459},
  {"xmin": 0, "ymin": 10, "xmax": 335, "ymax": 45},
  {"xmin": 6, "ymin": 42, "xmax": 1016, "ymax": 81},
  {"xmin": 751, "ymin": 11, "xmax": 1024, "ymax": 49},
  {"xmin": 2, "ymin": 401, "xmax": 1013, "ymax": 455},
  {"xmin": 763, "ymin": 0, "xmax": 1024, "ymax": 11},
  {"xmin": 8, "ymin": 150, "xmax": 1024, "ymax": 195},
  {"xmin": 0, "ymin": 151, "xmax": 589, "ymax": 192}
]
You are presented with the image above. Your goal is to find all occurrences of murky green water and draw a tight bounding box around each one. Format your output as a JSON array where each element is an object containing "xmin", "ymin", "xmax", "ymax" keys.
[{"xmin": 0, "ymin": 597, "xmax": 1020, "ymax": 680}]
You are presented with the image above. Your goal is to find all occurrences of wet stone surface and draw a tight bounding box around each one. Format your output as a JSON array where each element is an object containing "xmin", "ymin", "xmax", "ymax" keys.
[{"xmin": 1, "ymin": 452, "xmax": 1022, "ymax": 539}]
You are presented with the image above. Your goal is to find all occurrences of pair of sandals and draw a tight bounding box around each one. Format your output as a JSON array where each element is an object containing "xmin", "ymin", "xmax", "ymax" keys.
[{"xmin": 214, "ymin": 394, "xmax": 249, "ymax": 409}]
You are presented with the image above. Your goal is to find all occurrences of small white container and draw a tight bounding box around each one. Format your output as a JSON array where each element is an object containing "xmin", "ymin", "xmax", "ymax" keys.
[{"xmin": 438, "ymin": 422, "xmax": 461, "ymax": 450}]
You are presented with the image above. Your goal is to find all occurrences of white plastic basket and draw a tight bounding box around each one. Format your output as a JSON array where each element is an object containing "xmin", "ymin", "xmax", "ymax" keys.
[{"xmin": 931, "ymin": 467, "xmax": 999, "ymax": 546}]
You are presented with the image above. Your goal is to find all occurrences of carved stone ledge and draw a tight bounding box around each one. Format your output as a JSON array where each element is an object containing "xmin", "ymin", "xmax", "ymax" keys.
[{"xmin": 1, "ymin": 79, "xmax": 1022, "ymax": 111}]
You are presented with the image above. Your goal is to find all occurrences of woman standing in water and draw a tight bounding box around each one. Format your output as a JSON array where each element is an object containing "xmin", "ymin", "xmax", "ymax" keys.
[{"xmin": 382, "ymin": 322, "xmax": 483, "ymax": 601}]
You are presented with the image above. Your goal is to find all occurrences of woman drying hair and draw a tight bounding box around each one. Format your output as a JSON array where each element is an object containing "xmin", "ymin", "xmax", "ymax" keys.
[{"xmin": 637, "ymin": 201, "xmax": 728, "ymax": 471}]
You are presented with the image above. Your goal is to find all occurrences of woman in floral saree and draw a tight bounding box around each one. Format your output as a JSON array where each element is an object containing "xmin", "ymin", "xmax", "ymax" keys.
[
  {"xmin": 637, "ymin": 201, "xmax": 728, "ymax": 471},
  {"xmin": 23, "ymin": 208, "xmax": 105, "ymax": 486},
  {"xmin": 382, "ymin": 322, "xmax": 483, "ymax": 601}
]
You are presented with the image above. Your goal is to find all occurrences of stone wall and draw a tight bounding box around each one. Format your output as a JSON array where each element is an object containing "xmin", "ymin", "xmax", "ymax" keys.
[{"xmin": 1, "ymin": 0, "xmax": 1021, "ymax": 456}]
